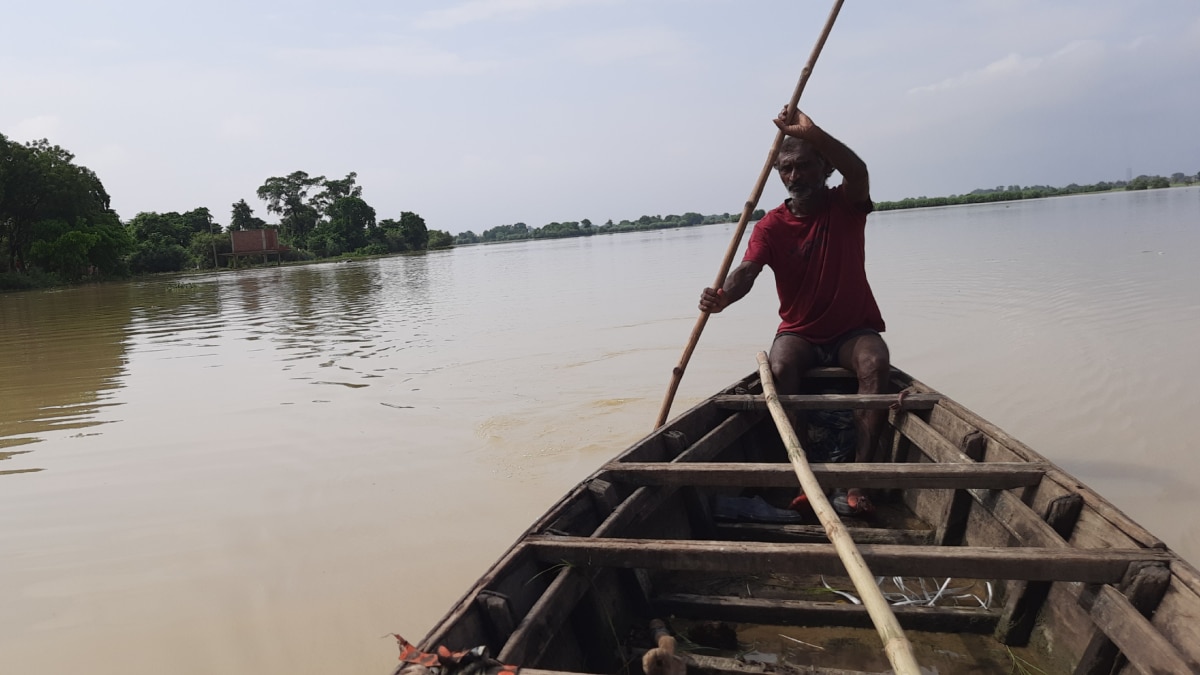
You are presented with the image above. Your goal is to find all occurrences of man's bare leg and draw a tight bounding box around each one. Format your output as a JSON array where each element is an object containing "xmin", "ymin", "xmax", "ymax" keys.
[
  {"xmin": 768, "ymin": 333, "xmax": 818, "ymax": 442},
  {"xmin": 838, "ymin": 333, "xmax": 891, "ymax": 509},
  {"xmin": 768, "ymin": 333, "xmax": 819, "ymax": 508}
]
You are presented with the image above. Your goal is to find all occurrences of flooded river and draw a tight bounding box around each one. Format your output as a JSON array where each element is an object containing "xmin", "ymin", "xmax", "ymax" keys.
[{"xmin": 2, "ymin": 187, "xmax": 1198, "ymax": 674}]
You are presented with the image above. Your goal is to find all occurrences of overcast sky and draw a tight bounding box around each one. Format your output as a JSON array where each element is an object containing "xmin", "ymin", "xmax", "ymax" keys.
[{"xmin": 3, "ymin": 0, "xmax": 1198, "ymax": 234}]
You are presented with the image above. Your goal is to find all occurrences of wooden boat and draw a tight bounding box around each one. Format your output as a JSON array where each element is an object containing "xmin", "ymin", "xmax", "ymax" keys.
[{"xmin": 393, "ymin": 367, "xmax": 1200, "ymax": 674}]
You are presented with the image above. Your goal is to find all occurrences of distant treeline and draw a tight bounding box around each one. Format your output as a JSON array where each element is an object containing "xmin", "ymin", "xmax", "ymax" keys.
[
  {"xmin": 876, "ymin": 172, "xmax": 1197, "ymax": 211},
  {"xmin": 457, "ymin": 171, "xmax": 1198, "ymax": 247},
  {"xmin": 456, "ymin": 210, "xmax": 767, "ymax": 245},
  {"xmin": 1, "ymin": 132, "xmax": 453, "ymax": 290},
  {"xmin": 6, "ymin": 126, "xmax": 1197, "ymax": 291}
]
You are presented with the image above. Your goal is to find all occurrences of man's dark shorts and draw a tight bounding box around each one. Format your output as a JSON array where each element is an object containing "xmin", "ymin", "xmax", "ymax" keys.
[
  {"xmin": 774, "ymin": 328, "xmax": 882, "ymax": 368},
  {"xmin": 772, "ymin": 327, "xmax": 881, "ymax": 463}
]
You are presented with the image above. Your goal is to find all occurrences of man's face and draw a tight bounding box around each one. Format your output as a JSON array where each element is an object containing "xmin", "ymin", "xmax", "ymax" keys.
[{"xmin": 777, "ymin": 147, "xmax": 827, "ymax": 200}]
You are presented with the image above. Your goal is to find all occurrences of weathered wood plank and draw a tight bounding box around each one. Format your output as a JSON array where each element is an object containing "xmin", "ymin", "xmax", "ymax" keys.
[
  {"xmin": 1074, "ymin": 563, "xmax": 1173, "ymax": 675},
  {"xmin": 970, "ymin": 485, "xmax": 1069, "ymax": 549},
  {"xmin": 654, "ymin": 593, "xmax": 998, "ymax": 634},
  {"xmin": 678, "ymin": 653, "xmax": 883, "ymax": 675},
  {"xmin": 477, "ymin": 591, "xmax": 517, "ymax": 646},
  {"xmin": 546, "ymin": 491, "xmax": 601, "ymax": 537},
  {"xmin": 1082, "ymin": 584, "xmax": 1193, "ymax": 675},
  {"xmin": 499, "ymin": 416, "xmax": 754, "ymax": 667},
  {"xmin": 589, "ymin": 486, "xmax": 659, "ymax": 537},
  {"xmin": 1043, "ymin": 466, "xmax": 1165, "ymax": 549},
  {"xmin": 669, "ymin": 410, "xmax": 762, "ymax": 463},
  {"xmin": 996, "ymin": 493, "xmax": 1084, "ymax": 645},
  {"xmin": 715, "ymin": 522, "xmax": 933, "ymax": 545},
  {"xmin": 1147, "ymin": 563, "xmax": 1200, "ymax": 671},
  {"xmin": 934, "ymin": 431, "xmax": 986, "ymax": 546},
  {"xmin": 599, "ymin": 461, "xmax": 1047, "ymax": 489},
  {"xmin": 911, "ymin": 384, "xmax": 1166, "ymax": 550},
  {"xmin": 524, "ymin": 538, "xmax": 1171, "ymax": 583},
  {"xmin": 497, "ymin": 564, "xmax": 594, "ymax": 664},
  {"xmin": 420, "ymin": 517, "xmax": 573, "ymax": 650},
  {"xmin": 712, "ymin": 393, "xmax": 940, "ymax": 411},
  {"xmin": 587, "ymin": 479, "xmax": 621, "ymax": 512},
  {"xmin": 593, "ymin": 410, "xmax": 767, "ymax": 537},
  {"xmin": 893, "ymin": 411, "xmax": 1070, "ymax": 550},
  {"xmin": 402, "ymin": 669, "xmax": 598, "ymax": 675}
]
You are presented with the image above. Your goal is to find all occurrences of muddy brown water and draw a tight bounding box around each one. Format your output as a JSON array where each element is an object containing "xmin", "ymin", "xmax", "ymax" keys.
[{"xmin": 2, "ymin": 188, "xmax": 1198, "ymax": 673}]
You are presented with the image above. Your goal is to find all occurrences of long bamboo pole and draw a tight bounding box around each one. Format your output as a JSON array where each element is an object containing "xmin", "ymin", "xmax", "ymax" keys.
[
  {"xmin": 754, "ymin": 351, "xmax": 922, "ymax": 675},
  {"xmin": 653, "ymin": 0, "xmax": 846, "ymax": 429}
]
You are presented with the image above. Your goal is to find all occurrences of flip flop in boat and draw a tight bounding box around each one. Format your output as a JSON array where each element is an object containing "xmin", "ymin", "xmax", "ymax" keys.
[
  {"xmin": 788, "ymin": 492, "xmax": 810, "ymax": 511},
  {"xmin": 832, "ymin": 488, "xmax": 875, "ymax": 517}
]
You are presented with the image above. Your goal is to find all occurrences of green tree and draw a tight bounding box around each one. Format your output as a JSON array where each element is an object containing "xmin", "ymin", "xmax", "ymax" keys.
[
  {"xmin": 181, "ymin": 207, "xmax": 218, "ymax": 236},
  {"xmin": 128, "ymin": 233, "xmax": 190, "ymax": 273},
  {"xmin": 314, "ymin": 172, "xmax": 362, "ymax": 211},
  {"xmin": 427, "ymin": 230, "xmax": 455, "ymax": 249},
  {"xmin": 398, "ymin": 211, "xmax": 428, "ymax": 250},
  {"xmin": 126, "ymin": 209, "xmax": 220, "ymax": 272},
  {"xmin": 188, "ymin": 231, "xmax": 231, "ymax": 269},
  {"xmin": 128, "ymin": 211, "xmax": 190, "ymax": 247},
  {"xmin": 29, "ymin": 226, "xmax": 98, "ymax": 281},
  {"xmin": 256, "ymin": 171, "xmax": 325, "ymax": 243},
  {"xmin": 229, "ymin": 199, "xmax": 267, "ymax": 231},
  {"xmin": 0, "ymin": 134, "xmax": 128, "ymax": 277},
  {"xmin": 312, "ymin": 195, "xmax": 376, "ymax": 255}
]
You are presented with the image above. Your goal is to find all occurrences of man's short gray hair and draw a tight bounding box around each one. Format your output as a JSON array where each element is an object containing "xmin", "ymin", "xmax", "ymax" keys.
[{"xmin": 776, "ymin": 136, "xmax": 834, "ymax": 179}]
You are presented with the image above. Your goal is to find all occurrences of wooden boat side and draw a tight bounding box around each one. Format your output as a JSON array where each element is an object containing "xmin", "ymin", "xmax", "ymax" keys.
[
  {"xmin": 895, "ymin": 370, "xmax": 1199, "ymax": 671},
  {"xmin": 398, "ymin": 368, "xmax": 1200, "ymax": 674}
]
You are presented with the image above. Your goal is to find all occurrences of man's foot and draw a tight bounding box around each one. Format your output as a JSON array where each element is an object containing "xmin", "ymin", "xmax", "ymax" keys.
[{"xmin": 832, "ymin": 488, "xmax": 875, "ymax": 517}]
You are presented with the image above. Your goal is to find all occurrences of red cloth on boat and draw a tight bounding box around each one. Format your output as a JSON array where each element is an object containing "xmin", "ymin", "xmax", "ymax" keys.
[
  {"xmin": 743, "ymin": 185, "xmax": 885, "ymax": 343},
  {"xmin": 394, "ymin": 635, "xmax": 519, "ymax": 675}
]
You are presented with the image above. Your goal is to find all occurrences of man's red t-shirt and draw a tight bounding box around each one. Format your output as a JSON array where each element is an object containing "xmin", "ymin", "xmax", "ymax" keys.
[{"xmin": 742, "ymin": 185, "xmax": 885, "ymax": 344}]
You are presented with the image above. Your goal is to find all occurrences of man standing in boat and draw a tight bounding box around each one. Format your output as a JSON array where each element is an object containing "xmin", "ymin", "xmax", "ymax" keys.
[{"xmin": 699, "ymin": 107, "xmax": 887, "ymax": 516}]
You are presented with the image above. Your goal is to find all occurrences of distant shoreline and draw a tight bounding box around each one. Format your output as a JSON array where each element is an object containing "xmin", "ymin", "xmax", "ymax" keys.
[{"xmin": 875, "ymin": 178, "xmax": 1192, "ymax": 212}]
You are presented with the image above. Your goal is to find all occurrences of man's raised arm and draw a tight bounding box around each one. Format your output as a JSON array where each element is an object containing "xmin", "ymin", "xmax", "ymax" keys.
[{"xmin": 774, "ymin": 109, "xmax": 870, "ymax": 205}]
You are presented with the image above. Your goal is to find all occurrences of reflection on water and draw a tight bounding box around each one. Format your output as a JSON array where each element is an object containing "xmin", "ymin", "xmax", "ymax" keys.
[
  {"xmin": 0, "ymin": 188, "xmax": 1198, "ymax": 674},
  {"xmin": 0, "ymin": 286, "xmax": 132, "ymax": 454}
]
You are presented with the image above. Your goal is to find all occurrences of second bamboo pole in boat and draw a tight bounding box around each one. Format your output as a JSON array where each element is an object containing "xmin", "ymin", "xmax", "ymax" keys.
[{"xmin": 754, "ymin": 351, "xmax": 923, "ymax": 675}]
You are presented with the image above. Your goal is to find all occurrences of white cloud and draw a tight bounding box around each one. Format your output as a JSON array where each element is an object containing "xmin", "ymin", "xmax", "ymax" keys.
[
  {"xmin": 907, "ymin": 39, "xmax": 1106, "ymax": 96},
  {"xmin": 415, "ymin": 0, "xmax": 608, "ymax": 30},
  {"xmin": 564, "ymin": 26, "xmax": 690, "ymax": 67},
  {"xmin": 1048, "ymin": 39, "xmax": 1105, "ymax": 63},
  {"xmin": 908, "ymin": 53, "xmax": 1043, "ymax": 95},
  {"xmin": 271, "ymin": 44, "xmax": 499, "ymax": 77},
  {"xmin": 1121, "ymin": 35, "xmax": 1155, "ymax": 52}
]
